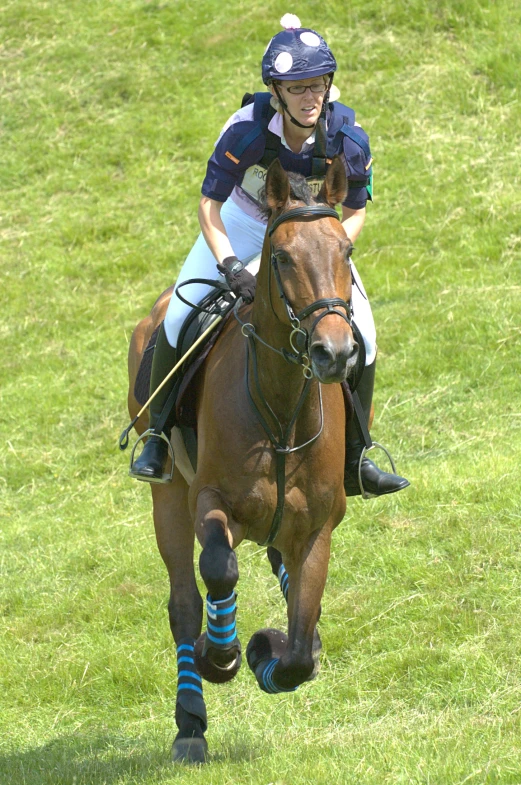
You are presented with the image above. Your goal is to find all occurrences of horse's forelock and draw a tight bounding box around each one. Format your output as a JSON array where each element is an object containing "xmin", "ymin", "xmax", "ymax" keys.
[{"xmin": 258, "ymin": 172, "xmax": 315, "ymax": 218}]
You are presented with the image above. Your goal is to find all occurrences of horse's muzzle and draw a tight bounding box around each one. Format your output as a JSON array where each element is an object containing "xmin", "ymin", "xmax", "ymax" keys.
[{"xmin": 309, "ymin": 337, "xmax": 359, "ymax": 383}]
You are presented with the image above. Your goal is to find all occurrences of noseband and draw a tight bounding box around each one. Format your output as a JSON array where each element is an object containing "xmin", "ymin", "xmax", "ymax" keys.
[{"xmin": 235, "ymin": 204, "xmax": 354, "ymax": 378}]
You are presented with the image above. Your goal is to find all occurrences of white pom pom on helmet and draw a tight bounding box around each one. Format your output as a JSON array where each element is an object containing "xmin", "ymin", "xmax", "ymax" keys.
[{"xmin": 280, "ymin": 13, "xmax": 301, "ymax": 30}]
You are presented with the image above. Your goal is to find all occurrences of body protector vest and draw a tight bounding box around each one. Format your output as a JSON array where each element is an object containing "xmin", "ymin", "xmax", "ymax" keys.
[{"xmin": 231, "ymin": 92, "xmax": 372, "ymax": 206}]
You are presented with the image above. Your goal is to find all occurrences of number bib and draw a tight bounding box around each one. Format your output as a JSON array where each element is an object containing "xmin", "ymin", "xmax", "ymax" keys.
[{"xmin": 240, "ymin": 163, "xmax": 325, "ymax": 204}]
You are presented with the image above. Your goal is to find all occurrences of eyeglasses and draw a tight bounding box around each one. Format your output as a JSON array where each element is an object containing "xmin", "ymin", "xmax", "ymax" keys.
[{"xmin": 284, "ymin": 83, "xmax": 327, "ymax": 95}]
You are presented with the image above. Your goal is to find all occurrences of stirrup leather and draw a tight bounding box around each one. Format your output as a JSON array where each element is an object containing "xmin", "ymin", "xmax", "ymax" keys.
[{"xmin": 129, "ymin": 429, "xmax": 175, "ymax": 484}]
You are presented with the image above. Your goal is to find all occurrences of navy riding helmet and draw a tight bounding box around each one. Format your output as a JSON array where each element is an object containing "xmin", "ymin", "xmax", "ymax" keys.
[{"xmin": 261, "ymin": 13, "xmax": 337, "ymax": 84}]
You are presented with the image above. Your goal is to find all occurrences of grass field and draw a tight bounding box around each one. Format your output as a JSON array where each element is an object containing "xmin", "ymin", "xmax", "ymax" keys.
[{"xmin": 1, "ymin": 0, "xmax": 521, "ymax": 782}]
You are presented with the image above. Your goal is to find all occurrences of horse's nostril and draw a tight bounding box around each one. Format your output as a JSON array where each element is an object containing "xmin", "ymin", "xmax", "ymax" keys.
[{"xmin": 310, "ymin": 343, "xmax": 335, "ymax": 366}]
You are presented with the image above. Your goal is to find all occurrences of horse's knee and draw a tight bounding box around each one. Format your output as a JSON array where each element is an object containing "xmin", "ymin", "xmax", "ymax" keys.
[{"xmin": 199, "ymin": 530, "xmax": 238, "ymax": 599}]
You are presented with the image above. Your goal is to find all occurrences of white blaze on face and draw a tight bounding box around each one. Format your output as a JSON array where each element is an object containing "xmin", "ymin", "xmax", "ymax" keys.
[{"xmin": 274, "ymin": 51, "xmax": 293, "ymax": 73}]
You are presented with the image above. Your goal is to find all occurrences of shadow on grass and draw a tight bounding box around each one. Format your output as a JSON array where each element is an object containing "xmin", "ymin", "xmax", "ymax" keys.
[
  {"xmin": 0, "ymin": 731, "xmax": 264, "ymax": 783},
  {"xmin": 208, "ymin": 736, "xmax": 265, "ymax": 764},
  {"xmin": 0, "ymin": 734, "xmax": 171, "ymax": 785}
]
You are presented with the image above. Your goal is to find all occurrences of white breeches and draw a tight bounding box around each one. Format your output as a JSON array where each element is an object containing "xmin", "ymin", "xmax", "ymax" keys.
[{"xmin": 163, "ymin": 198, "xmax": 376, "ymax": 365}]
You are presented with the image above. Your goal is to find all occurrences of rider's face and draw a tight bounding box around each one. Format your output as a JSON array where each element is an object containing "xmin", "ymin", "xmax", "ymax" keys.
[{"xmin": 272, "ymin": 77, "xmax": 328, "ymax": 127}]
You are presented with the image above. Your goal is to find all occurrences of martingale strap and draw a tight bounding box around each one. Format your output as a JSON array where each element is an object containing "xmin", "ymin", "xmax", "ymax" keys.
[{"xmin": 245, "ymin": 340, "xmax": 324, "ymax": 546}]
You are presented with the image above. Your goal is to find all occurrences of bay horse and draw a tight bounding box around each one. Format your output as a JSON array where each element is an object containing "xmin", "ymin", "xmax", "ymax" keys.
[{"xmin": 126, "ymin": 157, "xmax": 359, "ymax": 763}]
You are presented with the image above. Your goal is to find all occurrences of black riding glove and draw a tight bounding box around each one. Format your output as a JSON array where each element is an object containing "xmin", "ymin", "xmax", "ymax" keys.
[{"xmin": 217, "ymin": 256, "xmax": 257, "ymax": 304}]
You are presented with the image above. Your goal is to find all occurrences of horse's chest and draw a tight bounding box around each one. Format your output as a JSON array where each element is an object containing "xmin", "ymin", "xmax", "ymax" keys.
[{"xmin": 230, "ymin": 463, "xmax": 337, "ymax": 544}]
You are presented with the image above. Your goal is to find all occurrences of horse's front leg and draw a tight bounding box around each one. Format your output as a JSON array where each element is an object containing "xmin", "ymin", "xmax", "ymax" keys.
[
  {"xmin": 151, "ymin": 474, "xmax": 207, "ymax": 764},
  {"xmin": 267, "ymin": 546, "xmax": 322, "ymax": 674},
  {"xmin": 193, "ymin": 487, "xmax": 242, "ymax": 683},
  {"xmin": 248, "ymin": 524, "xmax": 332, "ymax": 692}
]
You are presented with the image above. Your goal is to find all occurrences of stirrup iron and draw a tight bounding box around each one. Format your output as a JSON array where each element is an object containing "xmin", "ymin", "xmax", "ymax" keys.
[
  {"xmin": 357, "ymin": 441, "xmax": 397, "ymax": 500},
  {"xmin": 128, "ymin": 429, "xmax": 175, "ymax": 484}
]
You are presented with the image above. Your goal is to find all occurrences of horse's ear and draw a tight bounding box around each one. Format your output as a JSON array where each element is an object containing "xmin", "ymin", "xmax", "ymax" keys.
[
  {"xmin": 265, "ymin": 159, "xmax": 290, "ymax": 211},
  {"xmin": 317, "ymin": 156, "xmax": 348, "ymax": 207}
]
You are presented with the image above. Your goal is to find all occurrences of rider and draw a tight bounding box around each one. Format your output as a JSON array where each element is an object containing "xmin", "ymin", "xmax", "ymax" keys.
[{"xmin": 131, "ymin": 13, "xmax": 409, "ymax": 498}]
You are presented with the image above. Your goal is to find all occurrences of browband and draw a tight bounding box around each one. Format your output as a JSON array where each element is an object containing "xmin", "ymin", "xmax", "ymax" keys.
[{"xmin": 268, "ymin": 205, "xmax": 340, "ymax": 237}]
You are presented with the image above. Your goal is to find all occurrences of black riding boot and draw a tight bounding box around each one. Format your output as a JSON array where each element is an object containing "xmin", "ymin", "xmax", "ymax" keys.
[
  {"xmin": 130, "ymin": 323, "xmax": 178, "ymax": 483},
  {"xmin": 344, "ymin": 359, "xmax": 410, "ymax": 497}
]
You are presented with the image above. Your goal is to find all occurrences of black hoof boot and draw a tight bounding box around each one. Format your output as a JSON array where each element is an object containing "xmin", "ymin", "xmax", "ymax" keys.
[
  {"xmin": 194, "ymin": 633, "xmax": 242, "ymax": 684},
  {"xmin": 344, "ymin": 458, "xmax": 410, "ymax": 497},
  {"xmin": 129, "ymin": 434, "xmax": 171, "ymax": 483},
  {"xmin": 246, "ymin": 628, "xmax": 299, "ymax": 694}
]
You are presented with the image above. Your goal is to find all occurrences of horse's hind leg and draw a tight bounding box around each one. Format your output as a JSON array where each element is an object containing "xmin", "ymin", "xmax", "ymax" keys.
[
  {"xmin": 152, "ymin": 473, "xmax": 207, "ymax": 764},
  {"xmin": 193, "ymin": 487, "xmax": 242, "ymax": 683}
]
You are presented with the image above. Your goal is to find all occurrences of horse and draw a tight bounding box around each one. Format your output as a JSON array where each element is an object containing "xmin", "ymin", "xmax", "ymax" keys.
[{"xmin": 126, "ymin": 157, "xmax": 359, "ymax": 763}]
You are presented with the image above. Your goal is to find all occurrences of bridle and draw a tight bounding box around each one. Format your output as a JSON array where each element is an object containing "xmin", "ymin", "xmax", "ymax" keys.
[
  {"xmin": 235, "ymin": 204, "xmax": 353, "ymax": 380},
  {"xmin": 234, "ymin": 203, "xmax": 355, "ymax": 546}
]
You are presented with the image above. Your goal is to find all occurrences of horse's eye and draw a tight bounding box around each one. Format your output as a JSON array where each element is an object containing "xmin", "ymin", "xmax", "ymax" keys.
[{"xmin": 275, "ymin": 252, "xmax": 291, "ymax": 266}]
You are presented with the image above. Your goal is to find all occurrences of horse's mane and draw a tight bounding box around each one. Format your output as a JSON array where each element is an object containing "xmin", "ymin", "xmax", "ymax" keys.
[{"xmin": 258, "ymin": 172, "xmax": 315, "ymax": 219}]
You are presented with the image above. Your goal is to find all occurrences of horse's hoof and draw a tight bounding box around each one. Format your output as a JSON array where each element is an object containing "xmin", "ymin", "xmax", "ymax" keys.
[
  {"xmin": 194, "ymin": 632, "xmax": 242, "ymax": 684},
  {"xmin": 171, "ymin": 735, "xmax": 208, "ymax": 765},
  {"xmin": 246, "ymin": 628, "xmax": 288, "ymax": 673}
]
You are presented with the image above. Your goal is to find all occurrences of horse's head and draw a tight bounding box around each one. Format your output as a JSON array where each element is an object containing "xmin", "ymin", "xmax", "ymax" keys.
[{"xmin": 262, "ymin": 158, "xmax": 359, "ymax": 384}]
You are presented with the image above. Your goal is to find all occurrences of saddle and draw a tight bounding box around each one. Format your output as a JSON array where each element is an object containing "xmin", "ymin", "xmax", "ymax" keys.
[{"xmin": 133, "ymin": 282, "xmax": 236, "ymax": 470}]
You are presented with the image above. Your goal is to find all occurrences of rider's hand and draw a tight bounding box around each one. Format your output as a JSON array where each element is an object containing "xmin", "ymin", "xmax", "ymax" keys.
[{"xmin": 217, "ymin": 256, "xmax": 257, "ymax": 304}]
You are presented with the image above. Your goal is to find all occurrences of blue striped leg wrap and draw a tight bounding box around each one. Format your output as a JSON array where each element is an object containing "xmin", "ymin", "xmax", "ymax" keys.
[
  {"xmin": 278, "ymin": 563, "xmax": 289, "ymax": 602},
  {"xmin": 176, "ymin": 642, "xmax": 203, "ymax": 697},
  {"xmin": 260, "ymin": 658, "xmax": 298, "ymax": 694},
  {"xmin": 206, "ymin": 592, "xmax": 238, "ymax": 649}
]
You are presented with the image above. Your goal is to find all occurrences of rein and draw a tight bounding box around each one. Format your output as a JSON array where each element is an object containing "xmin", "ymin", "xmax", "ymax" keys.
[{"xmin": 236, "ymin": 204, "xmax": 352, "ymax": 546}]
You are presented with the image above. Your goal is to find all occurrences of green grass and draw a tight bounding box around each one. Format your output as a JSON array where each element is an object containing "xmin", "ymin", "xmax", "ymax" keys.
[{"xmin": 1, "ymin": 0, "xmax": 521, "ymax": 782}]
